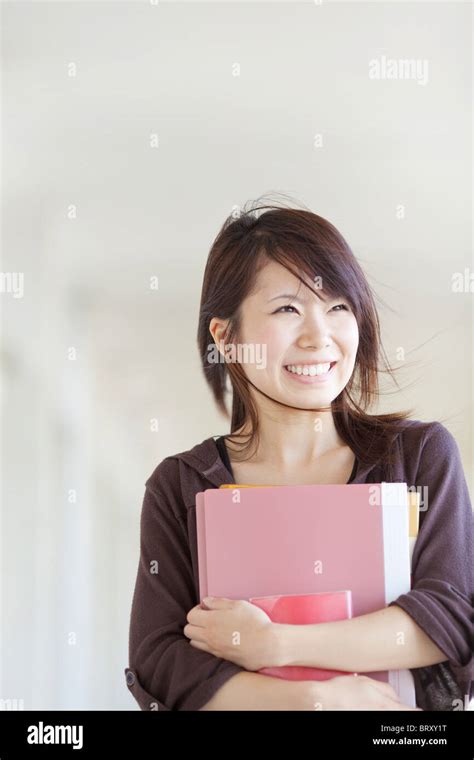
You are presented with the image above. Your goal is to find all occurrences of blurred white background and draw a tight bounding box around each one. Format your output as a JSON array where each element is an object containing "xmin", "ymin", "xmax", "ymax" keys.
[{"xmin": 1, "ymin": 0, "xmax": 472, "ymax": 709}]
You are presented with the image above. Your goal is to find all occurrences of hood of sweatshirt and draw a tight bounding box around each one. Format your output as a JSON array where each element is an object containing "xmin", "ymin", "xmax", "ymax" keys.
[{"xmin": 150, "ymin": 431, "xmax": 410, "ymax": 513}]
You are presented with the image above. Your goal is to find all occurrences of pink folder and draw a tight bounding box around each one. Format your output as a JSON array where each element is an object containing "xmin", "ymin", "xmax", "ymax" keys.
[{"xmin": 196, "ymin": 481, "xmax": 415, "ymax": 706}]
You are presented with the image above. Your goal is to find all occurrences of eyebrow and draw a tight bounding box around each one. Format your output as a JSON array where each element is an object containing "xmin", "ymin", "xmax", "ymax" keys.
[
  {"xmin": 267, "ymin": 292, "xmax": 328, "ymax": 303},
  {"xmin": 268, "ymin": 293, "xmax": 303, "ymax": 303}
]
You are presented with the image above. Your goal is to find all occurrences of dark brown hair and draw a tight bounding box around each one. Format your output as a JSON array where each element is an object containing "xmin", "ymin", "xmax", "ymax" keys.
[{"xmin": 197, "ymin": 196, "xmax": 442, "ymax": 472}]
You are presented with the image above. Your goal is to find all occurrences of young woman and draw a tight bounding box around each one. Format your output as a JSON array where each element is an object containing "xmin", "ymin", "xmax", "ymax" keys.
[{"xmin": 125, "ymin": 202, "xmax": 473, "ymax": 712}]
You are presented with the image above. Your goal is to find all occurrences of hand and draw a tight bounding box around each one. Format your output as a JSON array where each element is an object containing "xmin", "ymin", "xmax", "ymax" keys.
[
  {"xmin": 183, "ymin": 596, "xmax": 278, "ymax": 671},
  {"xmin": 315, "ymin": 674, "xmax": 423, "ymax": 711}
]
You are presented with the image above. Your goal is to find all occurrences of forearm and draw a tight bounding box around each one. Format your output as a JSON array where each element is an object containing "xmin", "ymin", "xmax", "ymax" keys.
[
  {"xmin": 199, "ymin": 671, "xmax": 318, "ymax": 711},
  {"xmin": 276, "ymin": 606, "xmax": 448, "ymax": 672}
]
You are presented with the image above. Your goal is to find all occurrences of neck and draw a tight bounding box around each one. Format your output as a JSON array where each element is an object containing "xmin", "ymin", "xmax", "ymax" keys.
[{"xmin": 228, "ymin": 406, "xmax": 346, "ymax": 470}]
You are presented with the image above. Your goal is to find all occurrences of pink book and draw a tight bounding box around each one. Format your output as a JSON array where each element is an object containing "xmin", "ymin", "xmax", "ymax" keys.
[
  {"xmin": 249, "ymin": 590, "xmax": 355, "ymax": 681},
  {"xmin": 195, "ymin": 481, "xmax": 415, "ymax": 707}
]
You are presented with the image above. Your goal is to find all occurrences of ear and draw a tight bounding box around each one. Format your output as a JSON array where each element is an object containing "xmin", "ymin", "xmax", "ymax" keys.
[{"xmin": 209, "ymin": 317, "xmax": 230, "ymax": 360}]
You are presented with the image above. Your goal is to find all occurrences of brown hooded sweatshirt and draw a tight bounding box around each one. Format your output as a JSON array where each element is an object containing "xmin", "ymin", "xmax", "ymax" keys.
[{"xmin": 125, "ymin": 420, "xmax": 473, "ymax": 711}]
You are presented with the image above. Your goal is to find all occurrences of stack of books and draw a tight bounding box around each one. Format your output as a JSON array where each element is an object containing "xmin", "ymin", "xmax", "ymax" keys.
[{"xmin": 196, "ymin": 480, "xmax": 420, "ymax": 706}]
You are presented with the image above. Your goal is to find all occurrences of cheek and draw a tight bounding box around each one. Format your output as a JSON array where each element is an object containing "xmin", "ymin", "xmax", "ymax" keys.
[
  {"xmin": 244, "ymin": 323, "xmax": 285, "ymax": 354},
  {"xmin": 238, "ymin": 324, "xmax": 285, "ymax": 377},
  {"xmin": 340, "ymin": 317, "xmax": 359, "ymax": 352},
  {"xmin": 256, "ymin": 326, "xmax": 288, "ymax": 367}
]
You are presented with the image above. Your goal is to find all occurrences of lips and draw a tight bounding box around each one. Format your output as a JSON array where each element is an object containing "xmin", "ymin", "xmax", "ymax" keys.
[
  {"xmin": 283, "ymin": 361, "xmax": 337, "ymax": 373},
  {"xmin": 284, "ymin": 361, "xmax": 338, "ymax": 367},
  {"xmin": 282, "ymin": 361, "xmax": 337, "ymax": 382}
]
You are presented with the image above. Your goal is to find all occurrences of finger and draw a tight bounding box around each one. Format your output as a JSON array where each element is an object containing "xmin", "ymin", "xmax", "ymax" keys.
[
  {"xmin": 203, "ymin": 596, "xmax": 235, "ymax": 610},
  {"xmin": 183, "ymin": 623, "xmax": 208, "ymax": 642},
  {"xmin": 376, "ymin": 692, "xmax": 419, "ymax": 711},
  {"xmin": 376, "ymin": 691, "xmax": 421, "ymax": 711},
  {"xmin": 352, "ymin": 675, "xmax": 400, "ymax": 702},
  {"xmin": 189, "ymin": 639, "xmax": 211, "ymax": 653},
  {"xmin": 368, "ymin": 679, "xmax": 401, "ymax": 701},
  {"xmin": 186, "ymin": 607, "xmax": 211, "ymax": 626}
]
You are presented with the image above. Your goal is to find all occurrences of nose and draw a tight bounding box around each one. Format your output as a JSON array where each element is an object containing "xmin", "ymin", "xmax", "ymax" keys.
[{"xmin": 296, "ymin": 311, "xmax": 333, "ymax": 351}]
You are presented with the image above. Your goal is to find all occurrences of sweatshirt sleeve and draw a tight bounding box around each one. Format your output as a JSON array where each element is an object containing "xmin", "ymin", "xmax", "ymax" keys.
[
  {"xmin": 388, "ymin": 422, "xmax": 474, "ymax": 669},
  {"xmin": 124, "ymin": 480, "xmax": 245, "ymax": 711}
]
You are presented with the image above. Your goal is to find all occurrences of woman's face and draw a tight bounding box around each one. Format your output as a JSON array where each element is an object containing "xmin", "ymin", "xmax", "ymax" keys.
[{"xmin": 231, "ymin": 259, "xmax": 360, "ymax": 409}]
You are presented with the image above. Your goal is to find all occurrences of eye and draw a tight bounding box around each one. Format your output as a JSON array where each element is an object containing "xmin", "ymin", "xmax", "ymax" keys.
[
  {"xmin": 273, "ymin": 302, "xmax": 350, "ymax": 315},
  {"xmin": 273, "ymin": 304, "xmax": 299, "ymax": 314}
]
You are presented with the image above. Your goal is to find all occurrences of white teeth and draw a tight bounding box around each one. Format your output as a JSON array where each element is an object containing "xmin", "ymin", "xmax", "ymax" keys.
[{"xmin": 285, "ymin": 363, "xmax": 332, "ymax": 376}]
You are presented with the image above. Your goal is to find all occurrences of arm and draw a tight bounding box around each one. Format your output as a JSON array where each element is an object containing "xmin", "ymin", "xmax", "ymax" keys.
[
  {"xmin": 273, "ymin": 422, "xmax": 473, "ymax": 676},
  {"xmin": 126, "ymin": 473, "xmax": 318, "ymax": 712},
  {"xmin": 200, "ymin": 671, "xmax": 421, "ymax": 711},
  {"xmin": 126, "ymin": 464, "xmax": 246, "ymax": 711},
  {"xmin": 274, "ymin": 605, "xmax": 447, "ymax": 672},
  {"xmin": 199, "ymin": 671, "xmax": 317, "ymax": 710},
  {"xmin": 387, "ymin": 423, "xmax": 473, "ymax": 671}
]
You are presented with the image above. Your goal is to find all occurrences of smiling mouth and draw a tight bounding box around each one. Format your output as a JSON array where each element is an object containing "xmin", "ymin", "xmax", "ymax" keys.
[{"xmin": 283, "ymin": 361, "xmax": 337, "ymax": 378}]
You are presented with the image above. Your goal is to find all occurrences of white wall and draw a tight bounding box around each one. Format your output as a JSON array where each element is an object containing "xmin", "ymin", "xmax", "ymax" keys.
[{"xmin": 1, "ymin": 0, "xmax": 472, "ymax": 709}]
